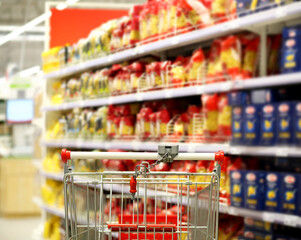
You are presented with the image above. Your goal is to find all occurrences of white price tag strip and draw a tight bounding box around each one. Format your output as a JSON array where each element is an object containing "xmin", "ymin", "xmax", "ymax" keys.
[
  {"xmin": 227, "ymin": 207, "xmax": 238, "ymax": 216},
  {"xmin": 135, "ymin": 93, "xmax": 143, "ymax": 101},
  {"xmin": 164, "ymin": 90, "xmax": 173, "ymax": 98},
  {"xmin": 275, "ymin": 6, "xmax": 287, "ymax": 18},
  {"xmin": 283, "ymin": 216, "xmax": 298, "ymax": 227},
  {"xmin": 108, "ymin": 55, "xmax": 113, "ymax": 63},
  {"xmin": 187, "ymin": 144, "xmax": 196, "ymax": 153},
  {"xmin": 138, "ymin": 46, "xmax": 145, "ymax": 54},
  {"xmin": 275, "ymin": 148, "xmax": 288, "ymax": 157},
  {"xmin": 171, "ymin": 37, "xmax": 179, "ymax": 45},
  {"xmin": 230, "ymin": 147, "xmax": 242, "ymax": 155},
  {"xmin": 196, "ymin": 86, "xmax": 205, "ymax": 94},
  {"xmin": 108, "ymin": 97, "xmax": 113, "ymax": 105},
  {"xmin": 131, "ymin": 47, "xmax": 139, "ymax": 56},
  {"xmin": 262, "ymin": 212, "xmax": 274, "ymax": 223}
]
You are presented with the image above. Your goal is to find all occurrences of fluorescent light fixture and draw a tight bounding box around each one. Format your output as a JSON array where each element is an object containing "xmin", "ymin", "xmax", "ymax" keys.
[
  {"xmin": 56, "ymin": 3, "xmax": 67, "ymax": 10},
  {"xmin": 67, "ymin": 0, "xmax": 79, "ymax": 4},
  {"xmin": 0, "ymin": 11, "xmax": 51, "ymax": 47}
]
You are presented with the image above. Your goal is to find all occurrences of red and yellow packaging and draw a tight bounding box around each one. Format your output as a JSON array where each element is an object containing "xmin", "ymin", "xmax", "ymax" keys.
[
  {"xmin": 268, "ymin": 34, "xmax": 282, "ymax": 76},
  {"xmin": 150, "ymin": 112, "xmax": 158, "ymax": 139},
  {"xmin": 170, "ymin": 56, "xmax": 189, "ymax": 88},
  {"xmin": 107, "ymin": 115, "xmax": 116, "ymax": 138},
  {"xmin": 206, "ymin": 39, "xmax": 224, "ymax": 84},
  {"xmin": 157, "ymin": 109, "xmax": 171, "ymax": 138},
  {"xmin": 129, "ymin": 5, "xmax": 143, "ymax": 45},
  {"xmin": 139, "ymin": 107, "xmax": 153, "ymax": 139},
  {"xmin": 221, "ymin": 35, "xmax": 242, "ymax": 81},
  {"xmin": 202, "ymin": 94, "xmax": 219, "ymax": 139},
  {"xmin": 187, "ymin": 105, "xmax": 201, "ymax": 137},
  {"xmin": 139, "ymin": 3, "xmax": 150, "ymax": 42},
  {"xmin": 158, "ymin": 0, "xmax": 170, "ymax": 38},
  {"xmin": 129, "ymin": 61, "xmax": 145, "ymax": 92},
  {"xmin": 241, "ymin": 36, "xmax": 260, "ymax": 79},
  {"xmin": 161, "ymin": 60, "xmax": 172, "ymax": 86},
  {"xmin": 187, "ymin": 48, "xmax": 206, "ymax": 84},
  {"xmin": 218, "ymin": 93, "xmax": 232, "ymax": 139},
  {"xmin": 119, "ymin": 116, "xmax": 135, "ymax": 136},
  {"xmin": 148, "ymin": 0, "xmax": 159, "ymax": 41}
]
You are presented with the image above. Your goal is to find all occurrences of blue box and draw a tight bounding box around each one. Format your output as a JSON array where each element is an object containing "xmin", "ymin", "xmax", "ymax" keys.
[
  {"xmin": 251, "ymin": 89, "xmax": 277, "ymax": 104},
  {"xmin": 256, "ymin": 0, "xmax": 275, "ymax": 11},
  {"xmin": 244, "ymin": 171, "xmax": 265, "ymax": 210},
  {"xmin": 293, "ymin": 102, "xmax": 301, "ymax": 145},
  {"xmin": 276, "ymin": 102, "xmax": 294, "ymax": 145},
  {"xmin": 231, "ymin": 106, "xmax": 244, "ymax": 145},
  {"xmin": 281, "ymin": 173, "xmax": 299, "ymax": 215},
  {"xmin": 230, "ymin": 170, "xmax": 245, "ymax": 208},
  {"xmin": 228, "ymin": 91, "xmax": 250, "ymax": 106},
  {"xmin": 260, "ymin": 104, "xmax": 276, "ymax": 146},
  {"xmin": 243, "ymin": 105, "xmax": 262, "ymax": 146},
  {"xmin": 265, "ymin": 172, "xmax": 281, "ymax": 212},
  {"xmin": 281, "ymin": 27, "xmax": 301, "ymax": 74},
  {"xmin": 244, "ymin": 217, "xmax": 273, "ymax": 233},
  {"xmin": 236, "ymin": 0, "xmax": 254, "ymax": 17}
]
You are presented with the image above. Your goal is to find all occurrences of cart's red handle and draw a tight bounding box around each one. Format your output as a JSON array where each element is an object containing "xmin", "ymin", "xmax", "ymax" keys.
[
  {"xmin": 61, "ymin": 149, "xmax": 71, "ymax": 163},
  {"xmin": 147, "ymin": 224, "xmax": 177, "ymax": 230},
  {"xmin": 108, "ymin": 224, "xmax": 138, "ymax": 229},
  {"xmin": 108, "ymin": 223, "xmax": 176, "ymax": 231},
  {"xmin": 215, "ymin": 150, "xmax": 224, "ymax": 162}
]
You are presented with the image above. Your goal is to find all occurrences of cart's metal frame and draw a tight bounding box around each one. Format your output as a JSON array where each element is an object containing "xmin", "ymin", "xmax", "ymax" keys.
[{"xmin": 62, "ymin": 146, "xmax": 223, "ymax": 240}]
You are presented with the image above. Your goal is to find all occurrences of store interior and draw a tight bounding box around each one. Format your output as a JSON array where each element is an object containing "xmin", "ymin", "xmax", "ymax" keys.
[{"xmin": 1, "ymin": 0, "xmax": 301, "ymax": 239}]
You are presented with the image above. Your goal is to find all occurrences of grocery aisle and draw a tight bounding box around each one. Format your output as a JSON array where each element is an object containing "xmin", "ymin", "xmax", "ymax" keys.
[{"xmin": 0, "ymin": 217, "xmax": 41, "ymax": 240}]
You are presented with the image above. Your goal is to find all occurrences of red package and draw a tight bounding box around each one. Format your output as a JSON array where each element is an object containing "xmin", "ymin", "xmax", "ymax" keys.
[
  {"xmin": 218, "ymin": 93, "xmax": 232, "ymax": 139},
  {"xmin": 129, "ymin": 61, "xmax": 145, "ymax": 92},
  {"xmin": 170, "ymin": 56, "xmax": 189, "ymax": 88},
  {"xmin": 140, "ymin": 107, "xmax": 153, "ymax": 139},
  {"xmin": 156, "ymin": 109, "xmax": 170, "ymax": 138},
  {"xmin": 268, "ymin": 34, "xmax": 282, "ymax": 76},
  {"xmin": 187, "ymin": 48, "xmax": 206, "ymax": 84},
  {"xmin": 119, "ymin": 116, "xmax": 135, "ymax": 136},
  {"xmin": 206, "ymin": 39, "xmax": 225, "ymax": 84},
  {"xmin": 221, "ymin": 36, "xmax": 242, "ymax": 81},
  {"xmin": 202, "ymin": 94, "xmax": 218, "ymax": 139},
  {"xmin": 241, "ymin": 36, "xmax": 260, "ymax": 79},
  {"xmin": 129, "ymin": 5, "xmax": 143, "ymax": 45}
]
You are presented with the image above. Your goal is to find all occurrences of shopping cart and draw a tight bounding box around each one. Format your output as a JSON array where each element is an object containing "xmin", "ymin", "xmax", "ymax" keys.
[{"xmin": 61, "ymin": 145, "xmax": 224, "ymax": 240}]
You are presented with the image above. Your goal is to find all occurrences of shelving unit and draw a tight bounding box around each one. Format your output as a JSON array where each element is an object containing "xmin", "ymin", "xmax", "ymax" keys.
[
  {"xmin": 41, "ymin": 2, "xmax": 301, "ymax": 234},
  {"xmin": 44, "ymin": 2, "xmax": 301, "ymax": 80},
  {"xmin": 42, "ymin": 72, "xmax": 301, "ymax": 111}
]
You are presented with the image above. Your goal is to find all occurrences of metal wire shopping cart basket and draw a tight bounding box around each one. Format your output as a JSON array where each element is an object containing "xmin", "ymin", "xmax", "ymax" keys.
[{"xmin": 61, "ymin": 145, "xmax": 224, "ymax": 240}]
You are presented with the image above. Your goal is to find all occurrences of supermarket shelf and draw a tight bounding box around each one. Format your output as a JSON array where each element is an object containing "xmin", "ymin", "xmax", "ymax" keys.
[
  {"xmin": 225, "ymin": 206, "xmax": 301, "ymax": 228},
  {"xmin": 40, "ymin": 170, "xmax": 64, "ymax": 181},
  {"xmin": 42, "ymin": 139, "xmax": 301, "ymax": 157},
  {"xmin": 44, "ymin": 2, "xmax": 301, "ymax": 80},
  {"xmin": 33, "ymin": 197, "xmax": 65, "ymax": 218},
  {"xmin": 42, "ymin": 72, "xmax": 301, "ymax": 112},
  {"xmin": 34, "ymin": 177, "xmax": 301, "ymax": 227},
  {"xmin": 41, "ymin": 139, "xmax": 227, "ymax": 153}
]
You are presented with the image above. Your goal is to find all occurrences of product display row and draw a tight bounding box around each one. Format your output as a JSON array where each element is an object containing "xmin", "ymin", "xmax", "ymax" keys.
[
  {"xmin": 230, "ymin": 170, "xmax": 301, "ymax": 215},
  {"xmin": 50, "ymin": 32, "xmax": 285, "ymax": 104},
  {"xmin": 42, "ymin": 0, "xmax": 297, "ymax": 74},
  {"xmin": 46, "ymin": 96, "xmax": 231, "ymax": 143}
]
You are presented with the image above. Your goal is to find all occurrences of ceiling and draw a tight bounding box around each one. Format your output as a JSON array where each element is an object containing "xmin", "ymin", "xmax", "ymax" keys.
[{"xmin": 0, "ymin": 0, "xmax": 144, "ymax": 77}]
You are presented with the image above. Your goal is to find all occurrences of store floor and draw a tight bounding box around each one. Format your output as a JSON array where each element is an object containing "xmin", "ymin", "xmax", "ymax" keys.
[{"xmin": 0, "ymin": 217, "xmax": 41, "ymax": 240}]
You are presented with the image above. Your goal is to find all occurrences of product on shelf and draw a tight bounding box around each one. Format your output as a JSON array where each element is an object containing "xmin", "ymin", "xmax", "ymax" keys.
[
  {"xmin": 260, "ymin": 103, "xmax": 277, "ymax": 146},
  {"xmin": 276, "ymin": 102, "xmax": 294, "ymax": 145},
  {"xmin": 44, "ymin": 215, "xmax": 63, "ymax": 240},
  {"xmin": 281, "ymin": 26, "xmax": 301, "ymax": 74},
  {"xmin": 202, "ymin": 94, "xmax": 219, "ymax": 140},
  {"xmin": 41, "ymin": 179, "xmax": 64, "ymax": 208},
  {"xmin": 243, "ymin": 104, "xmax": 261, "ymax": 146}
]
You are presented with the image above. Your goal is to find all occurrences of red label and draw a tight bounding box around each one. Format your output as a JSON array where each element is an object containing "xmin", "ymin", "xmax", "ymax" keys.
[
  {"xmin": 246, "ymin": 106, "xmax": 255, "ymax": 114},
  {"xmin": 286, "ymin": 39, "xmax": 295, "ymax": 47},
  {"xmin": 285, "ymin": 175, "xmax": 296, "ymax": 184},
  {"xmin": 296, "ymin": 103, "xmax": 301, "ymax": 112},
  {"xmin": 234, "ymin": 107, "xmax": 241, "ymax": 115},
  {"xmin": 232, "ymin": 172, "xmax": 241, "ymax": 180},
  {"xmin": 264, "ymin": 105, "xmax": 274, "ymax": 113},
  {"xmin": 279, "ymin": 104, "xmax": 289, "ymax": 112},
  {"xmin": 246, "ymin": 173, "xmax": 256, "ymax": 181},
  {"xmin": 289, "ymin": 30, "xmax": 296, "ymax": 37},
  {"xmin": 267, "ymin": 173, "xmax": 277, "ymax": 182}
]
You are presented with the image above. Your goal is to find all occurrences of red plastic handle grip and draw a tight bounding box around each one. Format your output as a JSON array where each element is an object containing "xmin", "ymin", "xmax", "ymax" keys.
[
  {"xmin": 61, "ymin": 149, "xmax": 71, "ymax": 164},
  {"xmin": 108, "ymin": 224, "xmax": 138, "ymax": 229},
  {"xmin": 214, "ymin": 150, "xmax": 224, "ymax": 162},
  {"xmin": 147, "ymin": 224, "xmax": 177, "ymax": 230},
  {"xmin": 130, "ymin": 176, "xmax": 137, "ymax": 194}
]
